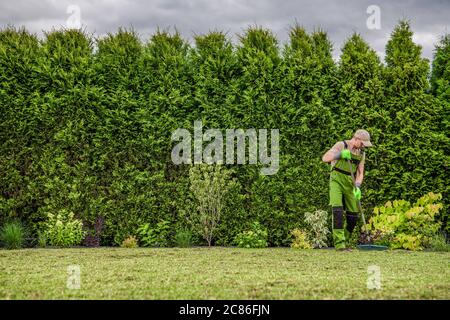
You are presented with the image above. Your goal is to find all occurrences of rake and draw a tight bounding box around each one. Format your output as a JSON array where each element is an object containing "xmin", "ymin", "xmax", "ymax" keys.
[{"xmin": 347, "ymin": 159, "xmax": 388, "ymax": 251}]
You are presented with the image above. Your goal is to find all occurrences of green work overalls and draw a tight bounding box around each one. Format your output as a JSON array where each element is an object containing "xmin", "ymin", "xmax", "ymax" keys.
[{"xmin": 329, "ymin": 141, "xmax": 364, "ymax": 249}]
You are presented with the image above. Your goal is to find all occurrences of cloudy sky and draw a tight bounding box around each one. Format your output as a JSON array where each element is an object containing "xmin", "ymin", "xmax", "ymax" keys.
[{"xmin": 1, "ymin": 0, "xmax": 449, "ymax": 61}]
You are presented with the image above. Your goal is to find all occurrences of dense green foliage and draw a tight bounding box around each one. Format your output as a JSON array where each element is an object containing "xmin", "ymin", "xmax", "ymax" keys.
[
  {"xmin": 174, "ymin": 228, "xmax": 194, "ymax": 247},
  {"xmin": 0, "ymin": 21, "xmax": 448, "ymax": 247},
  {"xmin": 429, "ymin": 233, "xmax": 450, "ymax": 252},
  {"xmin": 234, "ymin": 221, "xmax": 269, "ymax": 248},
  {"xmin": 137, "ymin": 220, "xmax": 171, "ymax": 247},
  {"xmin": 430, "ymin": 34, "xmax": 450, "ymax": 233}
]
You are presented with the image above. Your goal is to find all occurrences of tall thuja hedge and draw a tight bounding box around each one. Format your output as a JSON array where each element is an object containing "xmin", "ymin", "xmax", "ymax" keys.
[
  {"xmin": 271, "ymin": 27, "xmax": 336, "ymax": 244},
  {"xmin": 0, "ymin": 29, "xmax": 104, "ymax": 233},
  {"xmin": 336, "ymin": 34, "xmax": 385, "ymax": 209},
  {"xmin": 430, "ymin": 34, "xmax": 450, "ymax": 138},
  {"xmin": 430, "ymin": 34, "xmax": 450, "ymax": 100},
  {"xmin": 191, "ymin": 31, "xmax": 238, "ymax": 127},
  {"xmin": 430, "ymin": 34, "xmax": 450, "ymax": 231},
  {"xmin": 231, "ymin": 27, "xmax": 290, "ymax": 245},
  {"xmin": 138, "ymin": 30, "xmax": 197, "ymax": 240},
  {"xmin": 28, "ymin": 29, "xmax": 104, "ymax": 233},
  {"xmin": 189, "ymin": 32, "xmax": 246, "ymax": 245},
  {"xmin": 95, "ymin": 28, "xmax": 142, "ymax": 94},
  {"xmin": 337, "ymin": 34, "xmax": 384, "ymax": 130},
  {"xmin": 93, "ymin": 30, "xmax": 166, "ymax": 244},
  {"xmin": 381, "ymin": 21, "xmax": 447, "ymax": 209},
  {"xmin": 283, "ymin": 26, "xmax": 337, "ymax": 201},
  {"xmin": 234, "ymin": 27, "xmax": 281, "ymax": 128},
  {"xmin": 0, "ymin": 28, "xmax": 42, "ymax": 225}
]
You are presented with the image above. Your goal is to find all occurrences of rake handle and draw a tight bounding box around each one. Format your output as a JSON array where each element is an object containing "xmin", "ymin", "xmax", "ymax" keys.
[{"xmin": 347, "ymin": 159, "xmax": 367, "ymax": 227}]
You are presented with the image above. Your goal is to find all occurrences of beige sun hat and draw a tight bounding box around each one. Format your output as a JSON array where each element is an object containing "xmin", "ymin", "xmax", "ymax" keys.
[{"xmin": 354, "ymin": 129, "xmax": 373, "ymax": 147}]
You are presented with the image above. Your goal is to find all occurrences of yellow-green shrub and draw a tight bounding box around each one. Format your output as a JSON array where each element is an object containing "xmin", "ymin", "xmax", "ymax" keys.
[
  {"xmin": 290, "ymin": 228, "xmax": 312, "ymax": 249},
  {"xmin": 366, "ymin": 192, "xmax": 443, "ymax": 250},
  {"xmin": 121, "ymin": 235, "xmax": 138, "ymax": 248}
]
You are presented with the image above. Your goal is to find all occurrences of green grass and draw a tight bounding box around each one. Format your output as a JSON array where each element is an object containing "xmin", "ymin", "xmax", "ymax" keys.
[{"xmin": 0, "ymin": 247, "xmax": 449, "ymax": 299}]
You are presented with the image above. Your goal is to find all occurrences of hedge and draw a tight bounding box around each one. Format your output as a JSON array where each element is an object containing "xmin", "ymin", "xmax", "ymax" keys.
[{"xmin": 0, "ymin": 21, "xmax": 448, "ymax": 246}]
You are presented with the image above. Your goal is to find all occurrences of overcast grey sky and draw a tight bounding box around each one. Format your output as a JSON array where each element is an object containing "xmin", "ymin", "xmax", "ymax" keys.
[{"xmin": 1, "ymin": 0, "xmax": 449, "ymax": 62}]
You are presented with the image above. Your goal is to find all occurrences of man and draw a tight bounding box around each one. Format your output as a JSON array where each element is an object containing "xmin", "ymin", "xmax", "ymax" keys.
[{"xmin": 322, "ymin": 129, "xmax": 373, "ymax": 250}]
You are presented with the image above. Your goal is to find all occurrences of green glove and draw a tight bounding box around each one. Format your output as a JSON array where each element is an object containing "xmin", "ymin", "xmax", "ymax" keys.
[
  {"xmin": 339, "ymin": 149, "xmax": 351, "ymax": 160},
  {"xmin": 353, "ymin": 187, "xmax": 362, "ymax": 200}
]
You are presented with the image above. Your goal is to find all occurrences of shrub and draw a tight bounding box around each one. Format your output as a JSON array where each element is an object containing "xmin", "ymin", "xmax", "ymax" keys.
[
  {"xmin": 137, "ymin": 220, "xmax": 171, "ymax": 247},
  {"xmin": 234, "ymin": 222, "xmax": 268, "ymax": 248},
  {"xmin": 429, "ymin": 233, "xmax": 450, "ymax": 252},
  {"xmin": 304, "ymin": 209, "xmax": 330, "ymax": 248},
  {"xmin": 37, "ymin": 230, "xmax": 47, "ymax": 248},
  {"xmin": 174, "ymin": 228, "xmax": 194, "ymax": 247},
  {"xmin": 121, "ymin": 235, "xmax": 138, "ymax": 248},
  {"xmin": 290, "ymin": 228, "xmax": 312, "ymax": 249},
  {"xmin": 365, "ymin": 192, "xmax": 443, "ymax": 250},
  {"xmin": 41, "ymin": 209, "xmax": 85, "ymax": 247},
  {"xmin": 188, "ymin": 165, "xmax": 236, "ymax": 246},
  {"xmin": 0, "ymin": 220, "xmax": 26, "ymax": 249}
]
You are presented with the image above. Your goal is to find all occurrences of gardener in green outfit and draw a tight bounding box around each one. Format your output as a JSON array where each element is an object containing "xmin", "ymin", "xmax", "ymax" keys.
[{"xmin": 322, "ymin": 129, "xmax": 373, "ymax": 250}]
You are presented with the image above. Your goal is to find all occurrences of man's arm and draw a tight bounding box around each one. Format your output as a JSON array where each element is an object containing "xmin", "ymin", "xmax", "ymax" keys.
[{"xmin": 322, "ymin": 142, "xmax": 344, "ymax": 163}]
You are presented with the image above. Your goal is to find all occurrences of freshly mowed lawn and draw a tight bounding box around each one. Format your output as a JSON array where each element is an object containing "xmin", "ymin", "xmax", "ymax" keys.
[{"xmin": 0, "ymin": 247, "xmax": 449, "ymax": 299}]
